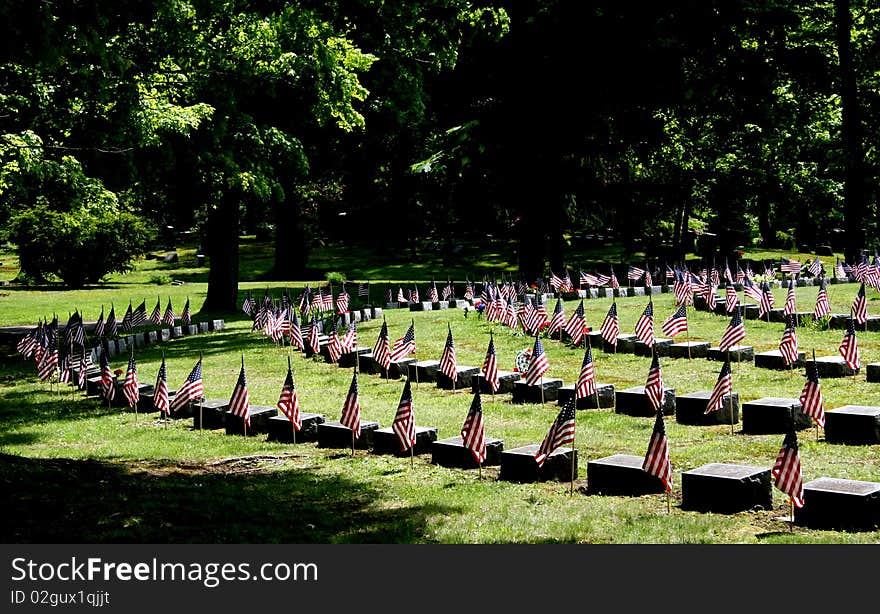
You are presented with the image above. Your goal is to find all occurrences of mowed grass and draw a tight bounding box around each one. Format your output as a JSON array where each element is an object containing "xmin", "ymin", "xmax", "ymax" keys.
[{"xmin": 2, "ymin": 280, "xmax": 880, "ymax": 543}]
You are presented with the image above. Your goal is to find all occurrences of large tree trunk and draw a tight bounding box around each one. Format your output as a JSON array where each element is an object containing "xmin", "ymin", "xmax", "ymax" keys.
[
  {"xmin": 203, "ymin": 192, "xmax": 240, "ymax": 313},
  {"xmin": 272, "ymin": 197, "xmax": 308, "ymax": 279},
  {"xmin": 836, "ymin": 0, "xmax": 866, "ymax": 263}
]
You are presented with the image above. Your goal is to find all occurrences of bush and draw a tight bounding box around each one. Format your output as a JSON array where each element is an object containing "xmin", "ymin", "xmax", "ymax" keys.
[
  {"xmin": 325, "ymin": 271, "xmax": 347, "ymax": 285},
  {"xmin": 10, "ymin": 205, "xmax": 154, "ymax": 287}
]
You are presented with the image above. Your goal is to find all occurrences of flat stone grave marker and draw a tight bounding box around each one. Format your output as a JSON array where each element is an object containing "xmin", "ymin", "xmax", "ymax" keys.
[
  {"xmin": 431, "ymin": 435, "xmax": 503, "ymax": 469},
  {"xmin": 357, "ymin": 351, "xmax": 379, "ymax": 375},
  {"xmin": 338, "ymin": 347, "xmax": 372, "ymax": 369},
  {"xmin": 184, "ymin": 325, "xmax": 198, "ymax": 336},
  {"xmin": 603, "ymin": 288, "xmax": 615, "ymax": 299},
  {"xmin": 137, "ymin": 389, "xmax": 177, "ymax": 414},
  {"xmin": 359, "ymin": 309, "xmax": 370, "ymax": 322},
  {"xmin": 586, "ymin": 454, "xmax": 667, "ymax": 496},
  {"xmin": 433, "ymin": 301, "xmax": 449, "ymax": 310},
  {"xmin": 112, "ymin": 383, "xmax": 153, "ymax": 409},
  {"xmin": 741, "ymin": 397, "xmax": 810, "ymax": 434},
  {"xmin": 372, "ymin": 425, "xmax": 438, "ymax": 456},
  {"xmin": 317, "ymin": 420, "xmax": 380, "ymax": 449},
  {"xmin": 209, "ymin": 319, "xmax": 224, "ymax": 331},
  {"xmin": 512, "ymin": 378, "xmax": 564, "ymax": 404},
  {"xmin": 384, "ymin": 358, "xmax": 416, "ymax": 380},
  {"xmin": 86, "ymin": 376, "xmax": 104, "ymax": 397},
  {"xmin": 829, "ymin": 313, "xmax": 850, "ymax": 329},
  {"xmin": 499, "ymin": 444, "xmax": 577, "ymax": 483},
  {"xmin": 693, "ymin": 295, "xmax": 721, "ymax": 312},
  {"xmin": 795, "ymin": 477, "xmax": 880, "ymax": 531},
  {"xmin": 171, "ymin": 326, "xmax": 184, "ymax": 338},
  {"xmin": 147, "ymin": 331, "xmax": 159, "ymax": 344},
  {"xmin": 707, "ymin": 345, "xmax": 754, "ymax": 362},
  {"xmin": 805, "ymin": 356, "xmax": 858, "ymax": 378},
  {"xmin": 225, "ymin": 405, "xmax": 278, "ymax": 436},
  {"xmin": 754, "ymin": 349, "xmax": 805, "ymax": 370},
  {"xmin": 372, "ymin": 308, "xmax": 383, "ymax": 320},
  {"xmin": 557, "ymin": 383, "xmax": 615, "ymax": 409},
  {"xmin": 615, "ymin": 386, "xmax": 675, "ymax": 417},
  {"xmin": 866, "ymin": 363, "xmax": 880, "ymax": 383},
  {"xmin": 436, "ymin": 366, "xmax": 481, "ymax": 390},
  {"xmin": 631, "ymin": 287, "xmax": 645, "ymax": 297},
  {"xmin": 668, "ymin": 341, "xmax": 711, "ymax": 359},
  {"xmin": 675, "ymin": 390, "xmax": 739, "ymax": 426},
  {"xmin": 866, "ymin": 316, "xmax": 880, "ymax": 332},
  {"xmin": 614, "ymin": 333, "xmax": 638, "ymax": 354},
  {"xmin": 768, "ymin": 308, "xmax": 787, "ymax": 323},
  {"xmin": 386, "ymin": 302, "xmax": 400, "ymax": 309},
  {"xmin": 266, "ymin": 412, "xmax": 326, "ymax": 443},
  {"xmin": 192, "ymin": 399, "xmax": 230, "ymax": 430},
  {"xmin": 634, "ymin": 338, "xmax": 673, "ymax": 357},
  {"xmin": 409, "ymin": 302, "xmax": 433, "ymax": 312},
  {"xmin": 198, "ymin": 322, "xmax": 210, "ymax": 333},
  {"xmin": 476, "ymin": 371, "xmax": 521, "ymax": 395},
  {"xmin": 742, "ymin": 305, "xmax": 760, "ymax": 320},
  {"xmin": 681, "ymin": 463, "xmax": 772, "ymax": 514},
  {"xmin": 408, "ymin": 360, "xmax": 441, "ymax": 383},
  {"xmin": 585, "ymin": 330, "xmax": 604, "ymax": 349},
  {"xmin": 132, "ymin": 333, "xmax": 146, "ymax": 348},
  {"xmin": 824, "ymin": 405, "xmax": 880, "ymax": 445},
  {"xmin": 648, "ymin": 286, "xmax": 663, "ymax": 295}
]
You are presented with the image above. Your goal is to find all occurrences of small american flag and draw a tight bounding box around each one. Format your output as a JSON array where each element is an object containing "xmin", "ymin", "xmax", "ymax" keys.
[
  {"xmin": 835, "ymin": 258, "xmax": 848, "ymax": 280},
  {"xmin": 759, "ymin": 282, "xmax": 773, "ymax": 318},
  {"xmin": 106, "ymin": 306, "xmax": 118, "ymax": 338},
  {"xmin": 718, "ymin": 308, "xmax": 746, "ymax": 351},
  {"xmin": 576, "ymin": 344, "xmax": 596, "ymax": 399},
  {"xmin": 340, "ymin": 369, "xmax": 361, "ymax": 439},
  {"xmin": 170, "ymin": 359, "xmax": 204, "ymax": 412},
  {"xmin": 814, "ymin": 278, "xmax": 831, "ymax": 319},
  {"xmin": 461, "ymin": 388, "xmax": 486, "ymax": 464},
  {"xmin": 464, "ymin": 281, "xmax": 474, "ymax": 300},
  {"xmin": 373, "ymin": 320, "xmax": 392, "ymax": 371},
  {"xmin": 642, "ymin": 404, "xmax": 672, "ymax": 491},
  {"xmin": 358, "ymin": 283, "xmax": 369, "ymax": 298},
  {"xmin": 37, "ymin": 347, "xmax": 58, "ymax": 382},
  {"xmin": 736, "ymin": 265, "xmax": 746, "ymax": 284},
  {"xmin": 340, "ymin": 321, "xmax": 358, "ymax": 354},
  {"xmin": 336, "ymin": 289, "xmax": 350, "ymax": 314},
  {"xmin": 181, "ymin": 298, "xmax": 192, "ymax": 326},
  {"xmin": 534, "ymin": 400, "xmax": 576, "ymax": 467},
  {"xmin": 442, "ymin": 281, "xmax": 454, "ymax": 301},
  {"xmin": 94, "ymin": 307, "xmax": 105, "ymax": 338},
  {"xmin": 132, "ymin": 301, "xmax": 147, "ymax": 328},
  {"xmin": 481, "ymin": 332, "xmax": 500, "ymax": 393},
  {"xmin": 162, "ymin": 299, "xmax": 176, "ymax": 327},
  {"xmin": 808, "ymin": 258, "xmax": 822, "ymax": 277},
  {"xmin": 550, "ymin": 271, "xmax": 565, "ymax": 292},
  {"xmin": 150, "ymin": 297, "xmax": 162, "ymax": 325},
  {"xmin": 123, "ymin": 352, "xmax": 139, "ymax": 408},
  {"xmin": 780, "ymin": 258, "xmax": 802, "ymax": 274},
  {"xmin": 392, "ymin": 378, "xmax": 416, "ymax": 452},
  {"xmin": 397, "ymin": 287, "xmax": 406, "ymax": 303},
  {"xmin": 599, "ymin": 302, "xmax": 619, "ymax": 347},
  {"xmin": 644, "ymin": 351, "xmax": 664, "ymax": 413},
  {"xmin": 289, "ymin": 311, "xmax": 304, "ymax": 351},
  {"xmin": 609, "ymin": 269, "xmax": 619, "ymax": 290},
  {"xmin": 838, "ymin": 317, "xmax": 860, "ymax": 370},
  {"xmin": 547, "ymin": 298, "xmax": 566, "ymax": 336},
  {"xmin": 524, "ymin": 335, "xmax": 550, "ymax": 385},
  {"xmin": 661, "ymin": 304, "xmax": 688, "ymax": 338},
  {"xmin": 100, "ymin": 350, "xmax": 115, "ymax": 402},
  {"xmin": 773, "ymin": 429, "xmax": 804, "ymax": 508},
  {"xmin": 307, "ymin": 315, "xmax": 321, "ymax": 355},
  {"xmin": 228, "ymin": 357, "xmax": 251, "ymax": 427},
  {"xmin": 851, "ymin": 283, "xmax": 867, "ymax": 325},
  {"xmin": 725, "ymin": 285, "xmax": 739, "ymax": 314},
  {"xmin": 121, "ymin": 302, "xmax": 133, "ymax": 333},
  {"xmin": 634, "ymin": 301, "xmax": 654, "ymax": 347},
  {"xmin": 390, "ymin": 321, "xmax": 416, "ymax": 363},
  {"xmin": 743, "ymin": 278, "xmax": 763, "ymax": 303},
  {"xmin": 799, "ymin": 360, "xmax": 825, "ymax": 428},
  {"xmin": 705, "ymin": 360, "xmax": 732, "ymax": 414},
  {"xmin": 783, "ymin": 281, "xmax": 796, "ymax": 316},
  {"xmin": 778, "ymin": 316, "xmax": 799, "ymax": 367},
  {"xmin": 411, "ymin": 286, "xmax": 419, "ymax": 303},
  {"xmin": 563, "ymin": 300, "xmax": 586, "ymax": 346},
  {"xmin": 428, "ymin": 281, "xmax": 439, "ymax": 303},
  {"xmin": 242, "ymin": 291, "xmax": 257, "ymax": 317},
  {"xmin": 277, "ymin": 359, "xmax": 301, "ymax": 430},
  {"xmin": 439, "ymin": 325, "xmax": 457, "ymax": 383},
  {"xmin": 627, "ymin": 265, "xmax": 646, "ymax": 281},
  {"xmin": 154, "ymin": 357, "xmax": 170, "ymax": 415},
  {"xmin": 326, "ymin": 319, "xmax": 344, "ymax": 363}
]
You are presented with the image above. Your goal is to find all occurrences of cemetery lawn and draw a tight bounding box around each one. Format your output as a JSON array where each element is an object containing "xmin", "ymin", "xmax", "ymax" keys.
[{"xmin": 3, "ymin": 278, "xmax": 880, "ymax": 543}]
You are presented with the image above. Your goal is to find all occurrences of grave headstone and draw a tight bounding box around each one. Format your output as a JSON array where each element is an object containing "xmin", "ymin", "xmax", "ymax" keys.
[
  {"xmin": 557, "ymin": 383, "xmax": 615, "ymax": 409},
  {"xmin": 184, "ymin": 325, "xmax": 198, "ymax": 336},
  {"xmin": 137, "ymin": 389, "xmax": 177, "ymax": 413},
  {"xmin": 866, "ymin": 362, "xmax": 880, "ymax": 383},
  {"xmin": 615, "ymin": 386, "xmax": 675, "ymax": 417},
  {"xmin": 634, "ymin": 338, "xmax": 673, "ymax": 357},
  {"xmin": 225, "ymin": 405, "xmax": 278, "ymax": 436},
  {"xmin": 192, "ymin": 399, "xmax": 229, "ymax": 430},
  {"xmin": 147, "ymin": 331, "xmax": 159, "ymax": 344},
  {"xmin": 631, "ymin": 287, "xmax": 645, "ymax": 297},
  {"xmin": 512, "ymin": 378, "xmax": 564, "ymax": 404},
  {"xmin": 741, "ymin": 397, "xmax": 810, "ymax": 434},
  {"xmin": 707, "ymin": 345, "xmax": 754, "ymax": 362},
  {"xmin": 171, "ymin": 326, "xmax": 183, "ymax": 338},
  {"xmin": 198, "ymin": 322, "xmax": 210, "ymax": 333},
  {"xmin": 317, "ymin": 420, "xmax": 380, "ymax": 449},
  {"xmin": 668, "ymin": 341, "xmax": 711, "ymax": 359},
  {"xmin": 431, "ymin": 435, "xmax": 503, "ymax": 469},
  {"xmin": 795, "ymin": 477, "xmax": 880, "ymax": 531},
  {"xmin": 434, "ymin": 301, "xmax": 449, "ymax": 310},
  {"xmin": 408, "ymin": 360, "xmax": 441, "ymax": 383},
  {"xmin": 436, "ymin": 366, "xmax": 481, "ymax": 390},
  {"xmin": 372, "ymin": 307, "xmax": 383, "ymax": 320},
  {"xmin": 475, "ymin": 371, "xmax": 521, "ymax": 395},
  {"xmin": 586, "ymin": 454, "xmax": 666, "ymax": 496},
  {"xmin": 615, "ymin": 333, "xmax": 638, "ymax": 354},
  {"xmin": 675, "ymin": 390, "xmax": 739, "ymax": 426},
  {"xmin": 209, "ymin": 319, "xmax": 225, "ymax": 331},
  {"xmin": 385, "ymin": 358, "xmax": 417, "ymax": 380},
  {"xmin": 133, "ymin": 333, "xmax": 146, "ymax": 348},
  {"xmin": 742, "ymin": 305, "xmax": 760, "ymax": 320},
  {"xmin": 266, "ymin": 412, "xmax": 326, "ymax": 443},
  {"xmin": 338, "ymin": 347, "xmax": 372, "ymax": 369},
  {"xmin": 824, "ymin": 405, "xmax": 880, "ymax": 445},
  {"xmin": 681, "ymin": 463, "xmax": 772, "ymax": 513},
  {"xmin": 805, "ymin": 356, "xmax": 858, "ymax": 378},
  {"xmin": 499, "ymin": 444, "xmax": 577, "ymax": 483},
  {"xmin": 754, "ymin": 349, "xmax": 805, "ymax": 370},
  {"xmin": 371, "ymin": 425, "xmax": 438, "ymax": 456}
]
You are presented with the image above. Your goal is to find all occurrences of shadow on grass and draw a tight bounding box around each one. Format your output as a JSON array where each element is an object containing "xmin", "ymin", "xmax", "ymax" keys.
[{"xmin": 0, "ymin": 453, "xmax": 456, "ymax": 543}]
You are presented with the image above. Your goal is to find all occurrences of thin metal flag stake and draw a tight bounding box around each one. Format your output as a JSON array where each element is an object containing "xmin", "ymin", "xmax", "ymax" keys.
[
  {"xmin": 289, "ymin": 356, "xmax": 296, "ymax": 445},
  {"xmin": 198, "ymin": 351, "xmax": 204, "ymax": 432},
  {"xmin": 727, "ymin": 349, "xmax": 734, "ymax": 435},
  {"xmin": 410, "ymin": 443, "xmax": 414, "ymax": 469},
  {"xmin": 685, "ymin": 304, "xmax": 691, "ymax": 359},
  {"xmin": 812, "ymin": 349, "xmax": 819, "ymax": 442},
  {"xmin": 569, "ymin": 422, "xmax": 576, "ymax": 496}
]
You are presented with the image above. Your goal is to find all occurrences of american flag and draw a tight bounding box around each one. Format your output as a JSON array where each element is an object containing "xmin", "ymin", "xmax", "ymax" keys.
[
  {"xmin": 336, "ymin": 289, "xmax": 350, "ymax": 314},
  {"xmin": 609, "ymin": 269, "xmax": 619, "ymax": 290},
  {"xmin": 326, "ymin": 319, "xmax": 344, "ymax": 363},
  {"xmin": 411, "ymin": 286, "xmax": 419, "ymax": 303},
  {"xmin": 57, "ymin": 350, "xmax": 71, "ymax": 384},
  {"xmin": 634, "ymin": 301, "xmax": 654, "ymax": 347},
  {"xmin": 106, "ymin": 306, "xmax": 118, "ymax": 337},
  {"xmin": 718, "ymin": 308, "xmax": 746, "ymax": 351},
  {"xmin": 289, "ymin": 311, "xmax": 304, "ymax": 351},
  {"xmin": 242, "ymin": 291, "xmax": 256, "ymax": 317},
  {"xmin": 307, "ymin": 315, "xmax": 321, "ymax": 355},
  {"xmin": 835, "ymin": 258, "xmax": 848, "ymax": 280},
  {"xmin": 481, "ymin": 332, "xmax": 500, "ymax": 393},
  {"xmin": 627, "ymin": 265, "xmax": 646, "ymax": 281},
  {"xmin": 100, "ymin": 350, "xmax": 115, "ymax": 402},
  {"xmin": 550, "ymin": 271, "xmax": 565, "ymax": 292},
  {"xmin": 464, "ymin": 281, "xmax": 474, "ymax": 300},
  {"xmin": 644, "ymin": 351, "xmax": 664, "ymax": 414},
  {"xmin": 772, "ymin": 429, "xmax": 804, "ymax": 508},
  {"xmin": 37, "ymin": 346, "xmax": 58, "ymax": 382},
  {"xmin": 534, "ymin": 400, "xmax": 576, "ymax": 467},
  {"xmin": 673, "ymin": 271, "xmax": 691, "ymax": 306},
  {"xmin": 576, "ymin": 344, "xmax": 596, "ymax": 399},
  {"xmin": 396, "ymin": 287, "xmax": 406, "ymax": 303},
  {"xmin": 661, "ymin": 304, "xmax": 688, "ymax": 338},
  {"xmin": 783, "ymin": 281, "xmax": 797, "ymax": 316},
  {"xmin": 547, "ymin": 298, "xmax": 566, "ymax": 336},
  {"xmin": 524, "ymin": 335, "xmax": 550, "ymax": 385},
  {"xmin": 150, "ymin": 297, "xmax": 162, "ymax": 325},
  {"xmin": 132, "ymin": 301, "xmax": 147, "ymax": 328},
  {"xmin": 386, "ymin": 288, "xmax": 393, "ymax": 304},
  {"xmin": 392, "ymin": 378, "xmax": 416, "ymax": 452},
  {"xmin": 799, "ymin": 360, "xmax": 825, "ymax": 428},
  {"xmin": 814, "ymin": 278, "xmax": 831, "ymax": 319},
  {"xmin": 229, "ymin": 357, "xmax": 251, "ymax": 427},
  {"xmin": 723, "ymin": 263, "xmax": 734, "ymax": 285},
  {"xmin": 298, "ymin": 287, "xmax": 312, "ymax": 314},
  {"xmin": 340, "ymin": 321, "xmax": 358, "ymax": 354},
  {"xmin": 154, "ymin": 357, "xmax": 170, "ymax": 415},
  {"xmin": 594, "ymin": 272, "xmax": 611, "ymax": 287},
  {"xmin": 277, "ymin": 358, "xmax": 301, "ymax": 430},
  {"xmin": 340, "ymin": 369, "xmax": 361, "ymax": 439},
  {"xmin": 759, "ymin": 282, "xmax": 773, "ymax": 318},
  {"xmin": 851, "ymin": 283, "xmax": 867, "ymax": 325},
  {"xmin": 123, "ymin": 352, "xmax": 139, "ymax": 408},
  {"xmin": 503, "ymin": 300, "xmax": 518, "ymax": 330},
  {"xmin": 121, "ymin": 302, "xmax": 133, "ymax": 333},
  {"xmin": 736, "ymin": 265, "xmax": 746, "ymax": 284},
  {"xmin": 580, "ymin": 271, "xmax": 597, "ymax": 287},
  {"xmin": 390, "ymin": 321, "xmax": 416, "ymax": 363},
  {"xmin": 76, "ymin": 349, "xmax": 88, "ymax": 390},
  {"xmin": 838, "ymin": 317, "xmax": 860, "ymax": 370},
  {"xmin": 442, "ymin": 281, "xmax": 454, "ymax": 301},
  {"xmin": 526, "ymin": 294, "xmax": 548, "ymax": 334},
  {"xmin": 808, "ymin": 258, "xmax": 822, "ymax": 277},
  {"xmin": 439, "ymin": 326, "xmax": 457, "ymax": 383},
  {"xmin": 358, "ymin": 283, "xmax": 369, "ymax": 298},
  {"xmin": 181, "ymin": 298, "xmax": 192, "ymax": 326},
  {"xmin": 428, "ymin": 281, "xmax": 439, "ymax": 303},
  {"xmin": 742, "ymin": 278, "xmax": 763, "ymax": 303},
  {"xmin": 780, "ymin": 258, "xmax": 802, "ymax": 274},
  {"xmin": 725, "ymin": 285, "xmax": 739, "ymax": 314},
  {"xmin": 373, "ymin": 320, "xmax": 392, "ymax": 372},
  {"xmin": 162, "ymin": 299, "xmax": 176, "ymax": 327},
  {"xmin": 461, "ymin": 388, "xmax": 486, "ymax": 464},
  {"xmin": 170, "ymin": 359, "xmax": 204, "ymax": 412},
  {"xmin": 642, "ymin": 405, "xmax": 672, "ymax": 492},
  {"xmin": 705, "ymin": 360, "xmax": 732, "ymax": 414},
  {"xmin": 644, "ymin": 268, "xmax": 653, "ymax": 288},
  {"xmin": 599, "ymin": 302, "xmax": 619, "ymax": 348},
  {"xmin": 710, "ymin": 267, "xmax": 720, "ymax": 287},
  {"xmin": 563, "ymin": 300, "xmax": 586, "ymax": 346},
  {"xmin": 94, "ymin": 307, "xmax": 106, "ymax": 338},
  {"xmin": 778, "ymin": 316, "xmax": 799, "ymax": 367}
]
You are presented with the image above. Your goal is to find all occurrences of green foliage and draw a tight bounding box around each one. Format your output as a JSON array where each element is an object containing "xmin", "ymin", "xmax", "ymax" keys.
[
  {"xmin": 149, "ymin": 273, "xmax": 172, "ymax": 285},
  {"xmin": 324, "ymin": 271, "xmax": 347, "ymax": 285}
]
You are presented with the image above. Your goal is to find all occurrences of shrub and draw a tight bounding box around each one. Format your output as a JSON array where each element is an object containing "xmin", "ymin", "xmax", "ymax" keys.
[{"xmin": 325, "ymin": 271, "xmax": 347, "ymax": 285}]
